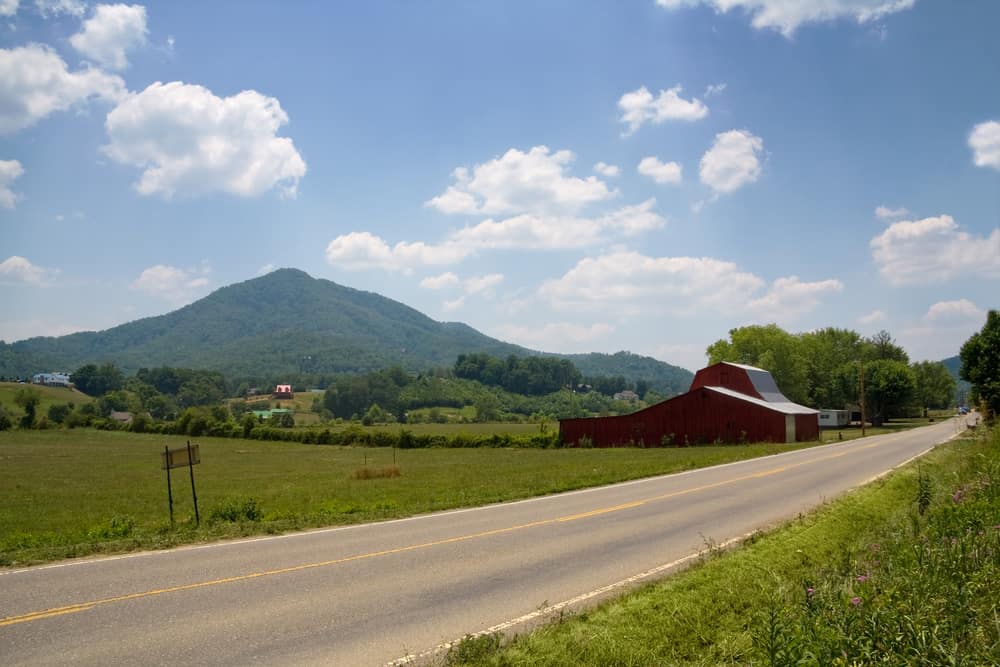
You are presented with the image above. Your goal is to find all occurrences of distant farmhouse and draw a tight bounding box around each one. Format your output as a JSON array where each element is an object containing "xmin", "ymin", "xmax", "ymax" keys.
[
  {"xmin": 32, "ymin": 372, "xmax": 71, "ymax": 387},
  {"xmin": 273, "ymin": 384, "xmax": 294, "ymax": 399},
  {"xmin": 560, "ymin": 361, "xmax": 819, "ymax": 447}
]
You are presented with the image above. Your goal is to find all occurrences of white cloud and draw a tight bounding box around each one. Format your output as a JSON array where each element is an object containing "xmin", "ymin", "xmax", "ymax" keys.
[
  {"xmin": 0, "ymin": 255, "xmax": 56, "ymax": 285},
  {"xmin": 0, "ymin": 159, "xmax": 24, "ymax": 208},
  {"xmin": 493, "ymin": 321, "xmax": 615, "ymax": 352},
  {"xmin": 0, "ymin": 0, "xmax": 18, "ymax": 17},
  {"xmin": 325, "ymin": 231, "xmax": 470, "ymax": 272},
  {"xmin": 0, "ymin": 318, "xmax": 89, "ymax": 343},
  {"xmin": 0, "ymin": 44, "xmax": 126, "ymax": 134},
  {"xmin": 419, "ymin": 272, "xmax": 461, "ymax": 289},
  {"xmin": 638, "ymin": 156, "xmax": 683, "ymax": 185},
  {"xmin": 618, "ymin": 85, "xmax": 708, "ymax": 135},
  {"xmin": 747, "ymin": 276, "xmax": 844, "ymax": 320},
  {"xmin": 425, "ymin": 146, "xmax": 615, "ymax": 215},
  {"xmin": 451, "ymin": 199, "xmax": 665, "ymax": 250},
  {"xmin": 593, "ymin": 161, "xmax": 620, "ymax": 177},
  {"xmin": 858, "ymin": 309, "xmax": 887, "ymax": 325},
  {"xmin": 922, "ymin": 299, "xmax": 985, "ymax": 323},
  {"xmin": 969, "ymin": 120, "xmax": 1000, "ymax": 171},
  {"xmin": 131, "ymin": 263, "xmax": 210, "ymax": 304},
  {"xmin": 870, "ymin": 215, "xmax": 1000, "ymax": 285},
  {"xmin": 704, "ymin": 82, "xmax": 727, "ymax": 97},
  {"xmin": 256, "ymin": 263, "xmax": 276, "ymax": 276},
  {"xmin": 655, "ymin": 0, "xmax": 915, "ymax": 37},
  {"xmin": 442, "ymin": 296, "xmax": 465, "ymax": 312},
  {"xmin": 699, "ymin": 129, "xmax": 764, "ymax": 194},
  {"xmin": 651, "ymin": 342, "xmax": 706, "ymax": 373},
  {"xmin": 464, "ymin": 273, "xmax": 504, "ymax": 294},
  {"xmin": 70, "ymin": 3, "xmax": 148, "ymax": 70},
  {"xmin": 35, "ymin": 0, "xmax": 85, "ymax": 17},
  {"xmin": 538, "ymin": 250, "xmax": 840, "ymax": 324},
  {"xmin": 874, "ymin": 205, "xmax": 909, "ymax": 219},
  {"xmin": 103, "ymin": 81, "xmax": 307, "ymax": 199}
]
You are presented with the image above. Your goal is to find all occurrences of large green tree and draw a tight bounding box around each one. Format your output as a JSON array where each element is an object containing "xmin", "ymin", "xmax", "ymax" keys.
[
  {"xmin": 960, "ymin": 309, "xmax": 1000, "ymax": 419},
  {"xmin": 70, "ymin": 363, "xmax": 124, "ymax": 396},
  {"xmin": 706, "ymin": 324, "xmax": 810, "ymax": 405},
  {"xmin": 911, "ymin": 361, "xmax": 957, "ymax": 412},
  {"xmin": 800, "ymin": 327, "xmax": 865, "ymax": 408},
  {"xmin": 864, "ymin": 359, "xmax": 916, "ymax": 423}
]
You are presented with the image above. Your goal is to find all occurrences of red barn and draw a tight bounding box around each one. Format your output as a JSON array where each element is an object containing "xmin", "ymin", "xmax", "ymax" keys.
[
  {"xmin": 273, "ymin": 384, "xmax": 294, "ymax": 399},
  {"xmin": 560, "ymin": 361, "xmax": 818, "ymax": 447}
]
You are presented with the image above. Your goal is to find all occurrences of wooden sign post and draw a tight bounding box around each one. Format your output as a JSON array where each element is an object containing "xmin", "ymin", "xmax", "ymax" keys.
[{"xmin": 162, "ymin": 441, "xmax": 201, "ymax": 527}]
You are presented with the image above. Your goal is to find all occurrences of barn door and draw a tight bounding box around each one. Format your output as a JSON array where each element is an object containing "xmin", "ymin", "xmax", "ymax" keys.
[{"xmin": 785, "ymin": 415, "xmax": 795, "ymax": 443}]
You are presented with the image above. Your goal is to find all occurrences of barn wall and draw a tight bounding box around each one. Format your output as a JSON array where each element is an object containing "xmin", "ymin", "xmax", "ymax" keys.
[
  {"xmin": 560, "ymin": 389, "xmax": 791, "ymax": 447},
  {"xmin": 689, "ymin": 364, "xmax": 761, "ymax": 398},
  {"xmin": 794, "ymin": 413, "xmax": 820, "ymax": 442}
]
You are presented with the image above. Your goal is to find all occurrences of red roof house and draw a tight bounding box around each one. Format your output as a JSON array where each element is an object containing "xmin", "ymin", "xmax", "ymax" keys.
[{"xmin": 559, "ymin": 361, "xmax": 818, "ymax": 447}]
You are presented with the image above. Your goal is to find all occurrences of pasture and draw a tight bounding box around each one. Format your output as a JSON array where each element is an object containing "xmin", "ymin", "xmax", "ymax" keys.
[{"xmin": 0, "ymin": 428, "xmax": 811, "ymax": 565}]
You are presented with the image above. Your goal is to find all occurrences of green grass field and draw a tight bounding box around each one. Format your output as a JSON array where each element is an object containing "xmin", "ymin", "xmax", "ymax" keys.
[
  {"xmin": 0, "ymin": 381, "xmax": 92, "ymax": 416},
  {"xmin": 0, "ymin": 428, "xmax": 815, "ymax": 566}
]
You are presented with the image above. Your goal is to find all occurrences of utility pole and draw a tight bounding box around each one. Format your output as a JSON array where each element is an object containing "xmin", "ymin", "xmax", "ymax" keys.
[{"xmin": 859, "ymin": 358, "xmax": 866, "ymax": 437}]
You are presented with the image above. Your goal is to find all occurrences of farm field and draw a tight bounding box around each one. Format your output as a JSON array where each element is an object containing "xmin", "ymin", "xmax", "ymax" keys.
[
  {"xmin": 0, "ymin": 381, "xmax": 93, "ymax": 415},
  {"xmin": 0, "ymin": 428, "xmax": 814, "ymax": 566}
]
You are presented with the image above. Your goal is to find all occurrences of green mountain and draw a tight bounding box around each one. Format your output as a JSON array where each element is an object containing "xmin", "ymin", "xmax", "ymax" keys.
[{"xmin": 1, "ymin": 269, "xmax": 693, "ymax": 391}]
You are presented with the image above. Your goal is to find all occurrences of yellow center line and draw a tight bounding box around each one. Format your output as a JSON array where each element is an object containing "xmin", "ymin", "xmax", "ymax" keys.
[{"xmin": 0, "ymin": 431, "xmax": 918, "ymax": 628}]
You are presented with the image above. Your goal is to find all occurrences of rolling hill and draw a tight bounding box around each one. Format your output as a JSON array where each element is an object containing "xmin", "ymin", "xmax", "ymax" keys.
[{"xmin": 1, "ymin": 269, "xmax": 693, "ymax": 393}]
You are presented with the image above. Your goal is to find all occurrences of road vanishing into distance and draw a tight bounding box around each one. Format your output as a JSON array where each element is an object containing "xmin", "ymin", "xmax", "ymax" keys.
[{"xmin": 1, "ymin": 418, "xmax": 971, "ymax": 666}]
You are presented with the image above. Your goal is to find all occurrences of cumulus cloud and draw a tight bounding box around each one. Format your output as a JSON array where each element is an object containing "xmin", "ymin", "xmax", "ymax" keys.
[
  {"xmin": 638, "ymin": 156, "xmax": 683, "ymax": 184},
  {"xmin": 875, "ymin": 205, "xmax": 908, "ymax": 219},
  {"xmin": 747, "ymin": 276, "xmax": 844, "ymax": 319},
  {"xmin": 699, "ymin": 129, "xmax": 764, "ymax": 194},
  {"xmin": 870, "ymin": 214, "xmax": 1000, "ymax": 285},
  {"xmin": 0, "ymin": 0, "xmax": 18, "ymax": 17},
  {"xmin": 0, "ymin": 44, "xmax": 125, "ymax": 134},
  {"xmin": 256, "ymin": 263, "xmax": 276, "ymax": 276},
  {"xmin": 493, "ymin": 321, "xmax": 615, "ymax": 352},
  {"xmin": 425, "ymin": 146, "xmax": 615, "ymax": 216},
  {"xmin": 419, "ymin": 272, "xmax": 461, "ymax": 289},
  {"xmin": 969, "ymin": 120, "xmax": 1000, "ymax": 171},
  {"xmin": 451, "ymin": 199, "xmax": 665, "ymax": 250},
  {"xmin": 0, "ymin": 255, "xmax": 56, "ymax": 285},
  {"xmin": 655, "ymin": 0, "xmax": 915, "ymax": 37},
  {"xmin": 858, "ymin": 309, "xmax": 887, "ymax": 325},
  {"xmin": 325, "ymin": 232, "xmax": 470, "ymax": 272},
  {"xmin": 618, "ymin": 85, "xmax": 708, "ymax": 135},
  {"xmin": 538, "ymin": 250, "xmax": 839, "ymax": 324},
  {"xmin": 131, "ymin": 263, "xmax": 210, "ymax": 304},
  {"xmin": 464, "ymin": 273, "xmax": 504, "ymax": 294},
  {"xmin": 923, "ymin": 299, "xmax": 985, "ymax": 323},
  {"xmin": 103, "ymin": 81, "xmax": 307, "ymax": 198},
  {"xmin": 593, "ymin": 161, "xmax": 620, "ymax": 177},
  {"xmin": 70, "ymin": 3, "xmax": 148, "ymax": 70},
  {"xmin": 0, "ymin": 159, "xmax": 24, "ymax": 208},
  {"xmin": 442, "ymin": 296, "xmax": 465, "ymax": 312}
]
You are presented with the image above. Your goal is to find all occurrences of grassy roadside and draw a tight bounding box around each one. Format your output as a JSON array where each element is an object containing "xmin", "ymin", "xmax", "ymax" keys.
[
  {"xmin": 0, "ymin": 429, "xmax": 818, "ymax": 567},
  {"xmin": 444, "ymin": 425, "xmax": 1000, "ymax": 666}
]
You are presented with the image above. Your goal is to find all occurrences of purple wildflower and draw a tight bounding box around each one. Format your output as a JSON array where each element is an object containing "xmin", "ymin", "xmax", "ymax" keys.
[
  {"xmin": 851, "ymin": 597, "xmax": 862, "ymax": 606},
  {"xmin": 856, "ymin": 575, "xmax": 868, "ymax": 583}
]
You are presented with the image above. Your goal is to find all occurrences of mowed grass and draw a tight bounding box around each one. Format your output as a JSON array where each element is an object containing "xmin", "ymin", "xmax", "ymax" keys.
[
  {"xmin": 443, "ymin": 426, "xmax": 1000, "ymax": 666},
  {"xmin": 0, "ymin": 429, "xmax": 812, "ymax": 566},
  {"xmin": 0, "ymin": 381, "xmax": 92, "ymax": 415}
]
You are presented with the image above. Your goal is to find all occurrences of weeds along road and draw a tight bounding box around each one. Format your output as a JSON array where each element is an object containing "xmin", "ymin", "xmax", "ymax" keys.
[{"xmin": 0, "ymin": 418, "xmax": 969, "ymax": 666}]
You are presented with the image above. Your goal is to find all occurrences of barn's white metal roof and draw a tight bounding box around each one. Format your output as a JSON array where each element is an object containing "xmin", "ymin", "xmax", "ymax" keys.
[{"xmin": 705, "ymin": 385, "xmax": 818, "ymax": 415}]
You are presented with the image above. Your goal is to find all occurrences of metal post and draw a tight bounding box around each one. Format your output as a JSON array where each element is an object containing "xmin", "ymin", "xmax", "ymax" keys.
[
  {"xmin": 187, "ymin": 441, "xmax": 200, "ymax": 526},
  {"xmin": 165, "ymin": 445, "xmax": 174, "ymax": 528},
  {"xmin": 859, "ymin": 359, "xmax": 867, "ymax": 437}
]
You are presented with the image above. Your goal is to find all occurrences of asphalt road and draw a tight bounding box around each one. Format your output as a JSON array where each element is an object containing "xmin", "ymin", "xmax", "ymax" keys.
[{"xmin": 0, "ymin": 417, "xmax": 971, "ymax": 666}]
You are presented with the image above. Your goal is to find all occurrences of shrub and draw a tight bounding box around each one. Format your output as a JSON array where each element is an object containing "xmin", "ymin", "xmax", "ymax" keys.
[{"xmin": 209, "ymin": 497, "xmax": 263, "ymax": 523}]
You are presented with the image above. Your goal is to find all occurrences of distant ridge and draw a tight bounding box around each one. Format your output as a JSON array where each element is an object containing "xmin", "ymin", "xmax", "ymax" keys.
[{"xmin": 0, "ymin": 268, "xmax": 692, "ymax": 392}]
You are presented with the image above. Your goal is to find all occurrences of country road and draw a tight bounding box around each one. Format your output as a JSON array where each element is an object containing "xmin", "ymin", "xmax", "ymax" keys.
[{"xmin": 0, "ymin": 418, "xmax": 970, "ymax": 666}]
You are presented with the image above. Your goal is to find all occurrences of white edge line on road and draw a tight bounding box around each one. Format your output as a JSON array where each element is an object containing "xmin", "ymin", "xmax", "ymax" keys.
[
  {"xmin": 1, "ymin": 419, "xmax": 959, "ymax": 577},
  {"xmin": 385, "ymin": 532, "xmax": 753, "ymax": 667}
]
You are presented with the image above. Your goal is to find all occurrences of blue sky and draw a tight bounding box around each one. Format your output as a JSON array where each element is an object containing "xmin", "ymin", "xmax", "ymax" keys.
[{"xmin": 1, "ymin": 0, "xmax": 998, "ymax": 372}]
